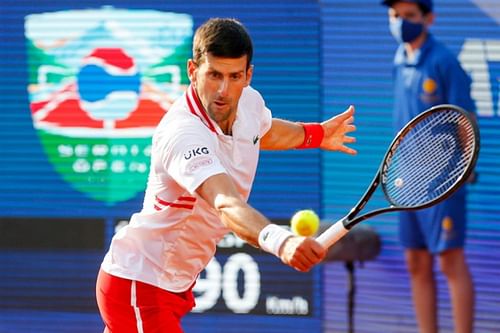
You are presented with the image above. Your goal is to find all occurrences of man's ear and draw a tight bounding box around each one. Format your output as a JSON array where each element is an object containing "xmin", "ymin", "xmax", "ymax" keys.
[
  {"xmin": 424, "ymin": 12, "xmax": 435, "ymax": 28},
  {"xmin": 245, "ymin": 65, "xmax": 254, "ymax": 87},
  {"xmin": 187, "ymin": 59, "xmax": 197, "ymax": 84}
]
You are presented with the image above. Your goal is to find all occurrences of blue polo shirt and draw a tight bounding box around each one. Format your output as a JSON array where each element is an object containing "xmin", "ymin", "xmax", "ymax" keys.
[
  {"xmin": 392, "ymin": 34, "xmax": 476, "ymax": 253},
  {"xmin": 392, "ymin": 34, "xmax": 475, "ymax": 131}
]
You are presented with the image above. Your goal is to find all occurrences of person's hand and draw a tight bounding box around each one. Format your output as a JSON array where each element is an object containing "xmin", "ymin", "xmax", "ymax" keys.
[
  {"xmin": 278, "ymin": 236, "xmax": 326, "ymax": 272},
  {"xmin": 467, "ymin": 170, "xmax": 478, "ymax": 184},
  {"xmin": 320, "ymin": 105, "xmax": 357, "ymax": 154}
]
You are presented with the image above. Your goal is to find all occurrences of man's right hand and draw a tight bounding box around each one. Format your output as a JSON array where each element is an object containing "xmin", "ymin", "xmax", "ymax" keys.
[{"xmin": 279, "ymin": 236, "xmax": 326, "ymax": 272}]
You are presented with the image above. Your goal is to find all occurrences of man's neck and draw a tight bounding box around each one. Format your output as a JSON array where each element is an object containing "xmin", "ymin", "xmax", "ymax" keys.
[{"xmin": 404, "ymin": 31, "xmax": 428, "ymax": 62}]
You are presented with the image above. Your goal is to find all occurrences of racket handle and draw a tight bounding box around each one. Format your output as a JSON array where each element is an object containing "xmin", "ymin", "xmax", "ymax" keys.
[{"xmin": 316, "ymin": 220, "xmax": 349, "ymax": 249}]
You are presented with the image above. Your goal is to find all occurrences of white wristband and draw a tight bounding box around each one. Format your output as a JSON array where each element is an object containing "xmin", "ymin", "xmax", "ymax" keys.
[{"xmin": 258, "ymin": 224, "xmax": 294, "ymax": 257}]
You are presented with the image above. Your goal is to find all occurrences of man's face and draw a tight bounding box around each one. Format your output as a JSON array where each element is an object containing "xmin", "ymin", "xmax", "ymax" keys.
[
  {"xmin": 388, "ymin": 2, "xmax": 428, "ymax": 25},
  {"xmin": 188, "ymin": 53, "xmax": 253, "ymax": 126}
]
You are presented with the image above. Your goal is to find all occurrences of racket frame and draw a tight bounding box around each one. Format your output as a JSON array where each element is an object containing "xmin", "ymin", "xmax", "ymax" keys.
[{"xmin": 317, "ymin": 104, "xmax": 480, "ymax": 248}]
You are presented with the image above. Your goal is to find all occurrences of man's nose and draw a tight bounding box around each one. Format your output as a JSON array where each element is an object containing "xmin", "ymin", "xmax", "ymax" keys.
[{"xmin": 218, "ymin": 78, "xmax": 229, "ymax": 96}]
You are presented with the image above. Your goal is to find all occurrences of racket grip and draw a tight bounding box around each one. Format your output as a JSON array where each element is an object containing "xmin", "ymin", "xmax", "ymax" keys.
[{"xmin": 316, "ymin": 221, "xmax": 349, "ymax": 249}]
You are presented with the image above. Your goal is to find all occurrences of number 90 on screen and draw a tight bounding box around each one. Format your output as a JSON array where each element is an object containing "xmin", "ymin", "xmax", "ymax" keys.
[{"xmin": 193, "ymin": 253, "xmax": 260, "ymax": 314}]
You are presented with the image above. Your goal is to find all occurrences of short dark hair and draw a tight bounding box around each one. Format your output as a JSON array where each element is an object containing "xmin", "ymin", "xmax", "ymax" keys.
[
  {"xmin": 418, "ymin": 3, "xmax": 432, "ymax": 15},
  {"xmin": 192, "ymin": 18, "xmax": 253, "ymax": 69},
  {"xmin": 382, "ymin": 0, "xmax": 432, "ymax": 15}
]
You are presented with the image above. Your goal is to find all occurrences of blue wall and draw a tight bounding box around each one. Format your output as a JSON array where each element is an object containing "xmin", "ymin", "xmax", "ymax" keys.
[{"xmin": 1, "ymin": 1, "xmax": 500, "ymax": 332}]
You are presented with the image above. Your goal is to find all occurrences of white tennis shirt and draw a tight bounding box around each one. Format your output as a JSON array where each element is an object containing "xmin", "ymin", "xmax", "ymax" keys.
[{"xmin": 101, "ymin": 85, "xmax": 272, "ymax": 292}]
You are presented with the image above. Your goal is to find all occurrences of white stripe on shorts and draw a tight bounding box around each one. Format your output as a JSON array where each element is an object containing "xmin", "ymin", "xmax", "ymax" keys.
[{"xmin": 131, "ymin": 281, "xmax": 144, "ymax": 333}]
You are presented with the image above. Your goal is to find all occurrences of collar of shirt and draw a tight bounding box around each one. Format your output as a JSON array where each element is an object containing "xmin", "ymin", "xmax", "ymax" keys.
[{"xmin": 185, "ymin": 84, "xmax": 224, "ymax": 135}]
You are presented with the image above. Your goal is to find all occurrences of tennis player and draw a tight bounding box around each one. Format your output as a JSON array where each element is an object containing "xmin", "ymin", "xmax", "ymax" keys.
[
  {"xmin": 96, "ymin": 18, "xmax": 357, "ymax": 333},
  {"xmin": 381, "ymin": 1, "xmax": 475, "ymax": 332}
]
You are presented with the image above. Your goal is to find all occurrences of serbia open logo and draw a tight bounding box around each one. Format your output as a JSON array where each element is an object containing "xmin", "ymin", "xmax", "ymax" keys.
[{"xmin": 25, "ymin": 7, "xmax": 193, "ymax": 203}]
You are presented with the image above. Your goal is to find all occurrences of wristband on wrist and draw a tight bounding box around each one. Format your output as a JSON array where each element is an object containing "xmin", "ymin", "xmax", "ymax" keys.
[
  {"xmin": 258, "ymin": 224, "xmax": 294, "ymax": 257},
  {"xmin": 296, "ymin": 122, "xmax": 324, "ymax": 149}
]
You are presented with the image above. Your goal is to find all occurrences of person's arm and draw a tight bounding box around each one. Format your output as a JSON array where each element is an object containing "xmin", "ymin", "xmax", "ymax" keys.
[
  {"xmin": 196, "ymin": 173, "xmax": 326, "ymax": 272},
  {"xmin": 260, "ymin": 105, "xmax": 357, "ymax": 154},
  {"xmin": 442, "ymin": 56, "xmax": 478, "ymax": 183},
  {"xmin": 443, "ymin": 57, "xmax": 476, "ymax": 114}
]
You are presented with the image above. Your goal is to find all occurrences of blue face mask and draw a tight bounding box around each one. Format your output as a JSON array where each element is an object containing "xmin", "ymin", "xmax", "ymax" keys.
[{"xmin": 390, "ymin": 17, "xmax": 424, "ymax": 43}]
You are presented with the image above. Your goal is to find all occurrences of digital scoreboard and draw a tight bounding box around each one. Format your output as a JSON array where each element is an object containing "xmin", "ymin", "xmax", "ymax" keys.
[{"xmin": 192, "ymin": 230, "xmax": 318, "ymax": 316}]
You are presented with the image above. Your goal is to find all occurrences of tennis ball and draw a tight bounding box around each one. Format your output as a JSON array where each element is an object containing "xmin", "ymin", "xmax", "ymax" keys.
[{"xmin": 290, "ymin": 209, "xmax": 320, "ymax": 237}]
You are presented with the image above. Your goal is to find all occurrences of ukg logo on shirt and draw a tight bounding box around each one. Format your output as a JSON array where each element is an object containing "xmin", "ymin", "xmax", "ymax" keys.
[{"xmin": 25, "ymin": 8, "xmax": 193, "ymax": 203}]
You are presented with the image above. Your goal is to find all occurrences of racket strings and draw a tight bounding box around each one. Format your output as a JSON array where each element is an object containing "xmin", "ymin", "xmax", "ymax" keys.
[
  {"xmin": 396, "ymin": 119, "xmax": 467, "ymax": 197},
  {"xmin": 384, "ymin": 110, "xmax": 475, "ymax": 207},
  {"xmin": 389, "ymin": 123, "xmax": 454, "ymax": 203},
  {"xmin": 389, "ymin": 136, "xmax": 467, "ymax": 205},
  {"xmin": 395, "ymin": 116, "xmax": 474, "ymax": 204},
  {"xmin": 395, "ymin": 117, "xmax": 474, "ymax": 203}
]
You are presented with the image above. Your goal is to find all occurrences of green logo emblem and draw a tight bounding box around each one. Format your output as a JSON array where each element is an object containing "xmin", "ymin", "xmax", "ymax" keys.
[{"xmin": 25, "ymin": 8, "xmax": 193, "ymax": 203}]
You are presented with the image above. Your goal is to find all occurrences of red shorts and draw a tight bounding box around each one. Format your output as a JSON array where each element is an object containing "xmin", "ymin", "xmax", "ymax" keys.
[{"xmin": 96, "ymin": 269, "xmax": 195, "ymax": 333}]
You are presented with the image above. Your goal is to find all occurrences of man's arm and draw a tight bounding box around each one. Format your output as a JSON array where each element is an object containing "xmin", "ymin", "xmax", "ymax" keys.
[
  {"xmin": 196, "ymin": 173, "xmax": 325, "ymax": 272},
  {"xmin": 443, "ymin": 56, "xmax": 476, "ymax": 114},
  {"xmin": 197, "ymin": 173, "xmax": 267, "ymax": 247},
  {"xmin": 443, "ymin": 57, "xmax": 478, "ymax": 183},
  {"xmin": 260, "ymin": 105, "xmax": 357, "ymax": 154}
]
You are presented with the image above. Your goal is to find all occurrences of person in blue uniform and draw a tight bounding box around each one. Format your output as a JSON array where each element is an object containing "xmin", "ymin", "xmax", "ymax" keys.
[{"xmin": 381, "ymin": 1, "xmax": 475, "ymax": 332}]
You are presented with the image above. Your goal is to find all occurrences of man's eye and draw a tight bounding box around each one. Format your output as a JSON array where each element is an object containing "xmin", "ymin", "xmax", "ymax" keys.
[{"xmin": 208, "ymin": 72, "xmax": 221, "ymax": 79}]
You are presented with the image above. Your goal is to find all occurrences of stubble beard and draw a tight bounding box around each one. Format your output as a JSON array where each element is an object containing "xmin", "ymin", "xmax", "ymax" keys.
[{"xmin": 207, "ymin": 101, "xmax": 234, "ymax": 124}]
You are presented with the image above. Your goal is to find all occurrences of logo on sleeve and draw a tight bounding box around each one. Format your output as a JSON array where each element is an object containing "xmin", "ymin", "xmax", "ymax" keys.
[
  {"xmin": 184, "ymin": 146, "xmax": 210, "ymax": 160},
  {"xmin": 183, "ymin": 146, "xmax": 214, "ymax": 174},
  {"xmin": 186, "ymin": 157, "xmax": 214, "ymax": 174}
]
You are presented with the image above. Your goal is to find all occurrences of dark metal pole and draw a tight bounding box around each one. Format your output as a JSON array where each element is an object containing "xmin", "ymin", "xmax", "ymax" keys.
[{"xmin": 345, "ymin": 261, "xmax": 355, "ymax": 333}]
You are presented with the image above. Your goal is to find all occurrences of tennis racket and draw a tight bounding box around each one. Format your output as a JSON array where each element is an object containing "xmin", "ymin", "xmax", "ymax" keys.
[{"xmin": 316, "ymin": 104, "xmax": 480, "ymax": 249}]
